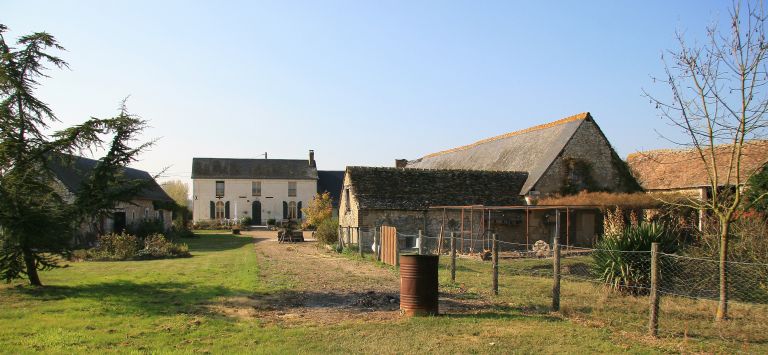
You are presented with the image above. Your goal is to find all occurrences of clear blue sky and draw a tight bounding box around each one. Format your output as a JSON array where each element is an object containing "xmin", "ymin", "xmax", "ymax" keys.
[{"xmin": 4, "ymin": 0, "xmax": 733, "ymax": 185}]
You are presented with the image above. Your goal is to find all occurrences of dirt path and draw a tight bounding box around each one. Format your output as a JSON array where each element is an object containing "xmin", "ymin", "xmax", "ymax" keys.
[{"xmin": 215, "ymin": 231, "xmax": 495, "ymax": 325}]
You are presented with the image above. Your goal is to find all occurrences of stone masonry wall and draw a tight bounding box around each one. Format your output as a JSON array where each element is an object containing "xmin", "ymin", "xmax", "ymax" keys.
[{"xmin": 535, "ymin": 119, "xmax": 635, "ymax": 194}]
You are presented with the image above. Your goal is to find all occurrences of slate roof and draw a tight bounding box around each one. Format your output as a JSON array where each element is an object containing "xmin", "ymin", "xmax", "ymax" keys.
[
  {"xmin": 406, "ymin": 112, "xmax": 591, "ymax": 194},
  {"xmin": 346, "ymin": 166, "xmax": 528, "ymax": 210},
  {"xmin": 627, "ymin": 141, "xmax": 768, "ymax": 190},
  {"xmin": 317, "ymin": 170, "xmax": 344, "ymax": 207},
  {"xmin": 48, "ymin": 155, "xmax": 174, "ymax": 203},
  {"xmin": 191, "ymin": 158, "xmax": 318, "ymax": 180}
]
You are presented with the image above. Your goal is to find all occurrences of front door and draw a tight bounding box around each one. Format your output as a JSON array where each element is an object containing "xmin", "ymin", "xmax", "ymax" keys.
[
  {"xmin": 252, "ymin": 201, "xmax": 262, "ymax": 225},
  {"xmin": 113, "ymin": 212, "xmax": 126, "ymax": 233}
]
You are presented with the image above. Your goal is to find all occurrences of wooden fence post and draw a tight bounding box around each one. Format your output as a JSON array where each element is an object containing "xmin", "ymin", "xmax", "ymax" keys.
[
  {"xmin": 375, "ymin": 227, "xmax": 380, "ymax": 262},
  {"xmin": 338, "ymin": 226, "xmax": 344, "ymax": 249},
  {"xmin": 358, "ymin": 227, "xmax": 363, "ymax": 258},
  {"xmin": 450, "ymin": 232, "xmax": 456, "ymax": 283},
  {"xmin": 552, "ymin": 236, "xmax": 561, "ymax": 312},
  {"xmin": 395, "ymin": 231, "xmax": 400, "ymax": 267},
  {"xmin": 649, "ymin": 242, "xmax": 660, "ymax": 338},
  {"xmin": 418, "ymin": 229, "xmax": 424, "ymax": 255},
  {"xmin": 492, "ymin": 233, "xmax": 499, "ymax": 295}
]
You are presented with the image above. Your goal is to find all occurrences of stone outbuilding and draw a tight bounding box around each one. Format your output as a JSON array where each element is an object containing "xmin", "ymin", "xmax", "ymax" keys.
[
  {"xmin": 405, "ymin": 112, "xmax": 640, "ymax": 198},
  {"xmin": 627, "ymin": 140, "xmax": 768, "ymax": 197},
  {"xmin": 49, "ymin": 154, "xmax": 175, "ymax": 242},
  {"xmin": 338, "ymin": 166, "xmax": 528, "ymax": 247}
]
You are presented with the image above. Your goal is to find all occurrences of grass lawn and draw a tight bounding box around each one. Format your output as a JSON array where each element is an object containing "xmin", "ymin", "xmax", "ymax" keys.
[{"xmin": 0, "ymin": 232, "xmax": 716, "ymax": 354}]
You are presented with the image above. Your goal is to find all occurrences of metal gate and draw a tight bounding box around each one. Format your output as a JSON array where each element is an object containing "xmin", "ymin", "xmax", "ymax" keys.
[{"xmin": 380, "ymin": 225, "xmax": 398, "ymax": 266}]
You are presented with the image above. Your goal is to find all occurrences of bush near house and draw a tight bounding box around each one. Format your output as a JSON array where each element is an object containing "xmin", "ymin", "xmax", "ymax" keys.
[
  {"xmin": 128, "ymin": 219, "xmax": 166, "ymax": 239},
  {"xmin": 315, "ymin": 218, "xmax": 339, "ymax": 245},
  {"xmin": 74, "ymin": 232, "xmax": 190, "ymax": 261},
  {"xmin": 192, "ymin": 220, "xmax": 229, "ymax": 230}
]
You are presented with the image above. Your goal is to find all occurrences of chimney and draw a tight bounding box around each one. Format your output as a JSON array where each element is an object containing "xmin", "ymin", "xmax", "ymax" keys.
[
  {"xmin": 309, "ymin": 150, "xmax": 316, "ymax": 167},
  {"xmin": 395, "ymin": 159, "xmax": 408, "ymax": 168}
]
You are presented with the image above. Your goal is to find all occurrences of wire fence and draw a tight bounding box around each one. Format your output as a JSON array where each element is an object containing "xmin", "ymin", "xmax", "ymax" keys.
[{"xmin": 336, "ymin": 227, "xmax": 768, "ymax": 347}]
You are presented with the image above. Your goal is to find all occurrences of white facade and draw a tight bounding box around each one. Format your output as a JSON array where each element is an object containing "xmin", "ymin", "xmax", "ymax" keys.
[{"xmin": 192, "ymin": 178, "xmax": 316, "ymax": 224}]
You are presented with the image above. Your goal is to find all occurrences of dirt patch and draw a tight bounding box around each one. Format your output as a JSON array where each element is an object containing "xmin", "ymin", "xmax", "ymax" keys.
[{"xmin": 214, "ymin": 231, "xmax": 499, "ymax": 325}]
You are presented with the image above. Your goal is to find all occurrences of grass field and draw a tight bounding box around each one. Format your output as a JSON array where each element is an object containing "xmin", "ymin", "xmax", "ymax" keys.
[{"xmin": 0, "ymin": 232, "xmax": 755, "ymax": 353}]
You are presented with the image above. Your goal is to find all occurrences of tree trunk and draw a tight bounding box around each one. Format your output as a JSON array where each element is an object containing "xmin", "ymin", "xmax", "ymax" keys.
[
  {"xmin": 716, "ymin": 219, "xmax": 730, "ymax": 321},
  {"xmin": 22, "ymin": 248, "xmax": 42, "ymax": 286}
]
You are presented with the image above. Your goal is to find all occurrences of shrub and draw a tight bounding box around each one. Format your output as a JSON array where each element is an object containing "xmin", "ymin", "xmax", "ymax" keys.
[
  {"xmin": 592, "ymin": 222, "xmax": 678, "ymax": 295},
  {"xmin": 128, "ymin": 219, "xmax": 165, "ymax": 239},
  {"xmin": 91, "ymin": 232, "xmax": 141, "ymax": 261},
  {"xmin": 240, "ymin": 216, "xmax": 253, "ymax": 226},
  {"xmin": 315, "ymin": 218, "xmax": 339, "ymax": 245},
  {"xmin": 193, "ymin": 220, "xmax": 230, "ymax": 230},
  {"xmin": 267, "ymin": 218, "xmax": 276, "ymax": 226},
  {"xmin": 138, "ymin": 233, "xmax": 191, "ymax": 259},
  {"xmin": 71, "ymin": 249, "xmax": 88, "ymax": 261}
]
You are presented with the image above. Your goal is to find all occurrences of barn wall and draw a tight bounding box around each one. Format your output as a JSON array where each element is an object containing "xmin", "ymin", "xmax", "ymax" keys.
[{"xmin": 535, "ymin": 119, "xmax": 637, "ymax": 194}]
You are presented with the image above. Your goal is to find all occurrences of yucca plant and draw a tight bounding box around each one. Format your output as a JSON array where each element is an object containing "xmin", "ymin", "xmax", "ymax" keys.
[{"xmin": 592, "ymin": 222, "xmax": 678, "ymax": 295}]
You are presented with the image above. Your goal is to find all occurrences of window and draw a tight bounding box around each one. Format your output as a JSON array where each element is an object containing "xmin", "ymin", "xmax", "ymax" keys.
[
  {"xmin": 215, "ymin": 181, "xmax": 225, "ymax": 197},
  {"xmin": 288, "ymin": 182, "xmax": 297, "ymax": 197},
  {"xmin": 144, "ymin": 208, "xmax": 149, "ymax": 219},
  {"xmin": 344, "ymin": 188, "xmax": 350, "ymax": 211},
  {"xmin": 289, "ymin": 201, "xmax": 297, "ymax": 219},
  {"xmin": 252, "ymin": 181, "xmax": 261, "ymax": 196},
  {"xmin": 215, "ymin": 201, "xmax": 225, "ymax": 220}
]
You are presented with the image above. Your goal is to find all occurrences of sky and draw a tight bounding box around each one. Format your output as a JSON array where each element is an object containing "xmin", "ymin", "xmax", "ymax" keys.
[{"xmin": 4, "ymin": 0, "xmax": 735, "ymax": 188}]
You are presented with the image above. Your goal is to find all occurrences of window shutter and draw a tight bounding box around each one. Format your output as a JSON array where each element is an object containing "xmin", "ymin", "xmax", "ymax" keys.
[
  {"xmin": 225, "ymin": 201, "xmax": 230, "ymax": 219},
  {"xmin": 210, "ymin": 201, "xmax": 215, "ymax": 219},
  {"xmin": 283, "ymin": 201, "xmax": 288, "ymax": 219},
  {"xmin": 297, "ymin": 201, "xmax": 303, "ymax": 219}
]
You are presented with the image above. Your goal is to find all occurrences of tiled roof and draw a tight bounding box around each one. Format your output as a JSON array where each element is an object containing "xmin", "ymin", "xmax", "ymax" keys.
[
  {"xmin": 191, "ymin": 158, "xmax": 318, "ymax": 180},
  {"xmin": 48, "ymin": 155, "xmax": 173, "ymax": 203},
  {"xmin": 627, "ymin": 141, "xmax": 768, "ymax": 190},
  {"xmin": 406, "ymin": 112, "xmax": 591, "ymax": 193},
  {"xmin": 346, "ymin": 166, "xmax": 528, "ymax": 210}
]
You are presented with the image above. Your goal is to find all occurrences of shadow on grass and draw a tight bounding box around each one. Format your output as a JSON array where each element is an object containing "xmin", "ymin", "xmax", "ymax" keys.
[{"xmin": 13, "ymin": 280, "xmax": 251, "ymax": 317}]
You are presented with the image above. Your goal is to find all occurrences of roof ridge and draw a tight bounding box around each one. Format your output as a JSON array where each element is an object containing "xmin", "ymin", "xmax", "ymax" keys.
[
  {"xmin": 419, "ymin": 112, "xmax": 590, "ymax": 160},
  {"xmin": 627, "ymin": 140, "xmax": 768, "ymax": 159}
]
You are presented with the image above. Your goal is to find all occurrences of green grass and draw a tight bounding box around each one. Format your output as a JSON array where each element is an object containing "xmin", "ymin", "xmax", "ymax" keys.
[{"xmin": 0, "ymin": 233, "xmax": 708, "ymax": 354}]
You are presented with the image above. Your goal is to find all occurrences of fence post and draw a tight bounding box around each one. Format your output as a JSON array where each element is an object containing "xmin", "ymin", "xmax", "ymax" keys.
[
  {"xmin": 552, "ymin": 236, "xmax": 561, "ymax": 312},
  {"xmin": 450, "ymin": 232, "xmax": 456, "ymax": 283},
  {"xmin": 358, "ymin": 227, "xmax": 363, "ymax": 258},
  {"xmin": 649, "ymin": 242, "xmax": 660, "ymax": 338},
  {"xmin": 375, "ymin": 227, "xmax": 380, "ymax": 262},
  {"xmin": 338, "ymin": 226, "xmax": 344, "ymax": 249},
  {"xmin": 395, "ymin": 231, "xmax": 400, "ymax": 267},
  {"xmin": 492, "ymin": 233, "xmax": 498, "ymax": 295},
  {"xmin": 418, "ymin": 229, "xmax": 424, "ymax": 255}
]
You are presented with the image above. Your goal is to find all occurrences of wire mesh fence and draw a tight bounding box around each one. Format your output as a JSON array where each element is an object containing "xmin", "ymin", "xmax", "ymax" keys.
[{"xmin": 335, "ymin": 228, "xmax": 768, "ymax": 346}]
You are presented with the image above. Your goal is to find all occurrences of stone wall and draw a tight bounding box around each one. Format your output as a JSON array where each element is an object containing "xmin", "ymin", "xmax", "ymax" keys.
[{"xmin": 534, "ymin": 119, "xmax": 638, "ymax": 194}]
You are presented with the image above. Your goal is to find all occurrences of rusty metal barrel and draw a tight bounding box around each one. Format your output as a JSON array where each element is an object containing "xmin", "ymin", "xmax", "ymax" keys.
[{"xmin": 400, "ymin": 254, "xmax": 439, "ymax": 316}]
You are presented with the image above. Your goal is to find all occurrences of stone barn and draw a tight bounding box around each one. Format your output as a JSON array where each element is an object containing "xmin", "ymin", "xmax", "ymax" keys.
[
  {"xmin": 404, "ymin": 112, "xmax": 640, "ymax": 197},
  {"xmin": 338, "ymin": 167, "xmax": 602, "ymax": 250},
  {"xmin": 338, "ymin": 167, "xmax": 528, "ymax": 247}
]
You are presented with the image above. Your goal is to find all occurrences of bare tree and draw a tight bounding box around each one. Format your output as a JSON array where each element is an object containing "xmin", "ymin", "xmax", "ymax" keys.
[{"xmin": 645, "ymin": 1, "xmax": 768, "ymax": 321}]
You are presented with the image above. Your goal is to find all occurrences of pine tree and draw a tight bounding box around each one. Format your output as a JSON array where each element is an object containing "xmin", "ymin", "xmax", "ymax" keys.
[{"xmin": 0, "ymin": 25, "xmax": 153, "ymax": 286}]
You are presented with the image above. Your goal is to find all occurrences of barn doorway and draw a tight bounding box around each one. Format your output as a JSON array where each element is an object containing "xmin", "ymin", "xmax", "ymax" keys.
[{"xmin": 113, "ymin": 212, "xmax": 126, "ymax": 233}]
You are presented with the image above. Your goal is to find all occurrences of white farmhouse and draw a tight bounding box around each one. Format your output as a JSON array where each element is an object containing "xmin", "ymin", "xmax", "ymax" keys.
[{"xmin": 191, "ymin": 151, "xmax": 319, "ymax": 224}]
